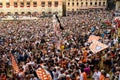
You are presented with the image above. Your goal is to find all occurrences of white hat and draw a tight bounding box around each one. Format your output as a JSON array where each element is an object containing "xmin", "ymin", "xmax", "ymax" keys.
[{"xmin": 106, "ymin": 74, "xmax": 110, "ymax": 78}]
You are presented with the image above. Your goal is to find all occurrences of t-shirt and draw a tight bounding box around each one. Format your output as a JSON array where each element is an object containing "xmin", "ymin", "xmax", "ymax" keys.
[
  {"xmin": 100, "ymin": 75, "xmax": 105, "ymax": 80},
  {"xmin": 92, "ymin": 71, "xmax": 101, "ymax": 80}
]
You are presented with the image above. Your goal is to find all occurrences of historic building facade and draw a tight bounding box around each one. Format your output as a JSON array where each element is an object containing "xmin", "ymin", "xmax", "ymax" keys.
[
  {"xmin": 0, "ymin": 0, "xmax": 63, "ymax": 16},
  {"xmin": 66, "ymin": 0, "xmax": 107, "ymax": 12},
  {"xmin": 116, "ymin": 0, "xmax": 120, "ymax": 10},
  {"xmin": 0, "ymin": 0, "xmax": 109, "ymax": 16}
]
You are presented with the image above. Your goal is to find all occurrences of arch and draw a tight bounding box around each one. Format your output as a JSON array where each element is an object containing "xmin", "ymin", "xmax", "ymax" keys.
[
  {"xmin": 21, "ymin": 12, "xmax": 25, "ymax": 15},
  {"xmin": 7, "ymin": 12, "xmax": 11, "ymax": 15},
  {"xmin": 15, "ymin": 12, "xmax": 18, "ymax": 15},
  {"xmin": 42, "ymin": 11, "xmax": 45, "ymax": 15},
  {"xmin": 27, "ymin": 12, "xmax": 31, "ymax": 15}
]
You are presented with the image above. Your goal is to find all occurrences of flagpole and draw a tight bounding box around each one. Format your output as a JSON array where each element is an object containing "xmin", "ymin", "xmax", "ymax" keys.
[{"xmin": 52, "ymin": 14, "xmax": 64, "ymax": 58}]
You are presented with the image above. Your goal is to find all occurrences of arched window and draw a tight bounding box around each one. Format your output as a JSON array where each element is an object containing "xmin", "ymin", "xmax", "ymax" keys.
[
  {"xmin": 77, "ymin": 2, "xmax": 79, "ymax": 6},
  {"xmin": 21, "ymin": 12, "xmax": 24, "ymax": 15},
  {"xmin": 20, "ymin": 2, "xmax": 24, "ymax": 7},
  {"xmin": 95, "ymin": 2, "xmax": 97, "ymax": 6},
  {"xmin": 33, "ymin": 1, "xmax": 37, "ymax": 7},
  {"xmin": 42, "ymin": 11, "xmax": 45, "ymax": 15},
  {"xmin": 6, "ymin": 2, "xmax": 10, "ymax": 8},
  {"xmin": 0, "ymin": 2, "xmax": 3, "ymax": 8},
  {"xmin": 103, "ymin": 2, "xmax": 105, "ymax": 6},
  {"xmin": 15, "ymin": 12, "xmax": 18, "ymax": 15},
  {"xmin": 48, "ymin": 12, "xmax": 52, "ymax": 14},
  {"xmin": 14, "ymin": 2, "xmax": 17, "ymax": 7},
  {"xmin": 72, "ymin": 2, "xmax": 74, "ymax": 6},
  {"xmin": 27, "ymin": 2, "xmax": 30, "ymax": 7},
  {"xmin": 48, "ymin": 1, "xmax": 52, "ymax": 7},
  {"xmin": 81, "ymin": 2, "xmax": 83, "ymax": 6},
  {"xmin": 54, "ymin": 1, "xmax": 58, "ymax": 7},
  {"xmin": 7, "ymin": 12, "xmax": 11, "ymax": 15},
  {"xmin": 68, "ymin": 2, "xmax": 70, "ymax": 6},
  {"xmin": 41, "ymin": 1, "xmax": 45, "ymax": 7},
  {"xmin": 86, "ymin": 2, "xmax": 88, "ymax": 6},
  {"xmin": 99, "ymin": 2, "xmax": 101, "ymax": 6},
  {"xmin": 90, "ymin": 2, "xmax": 92, "ymax": 6},
  {"xmin": 27, "ymin": 12, "xmax": 31, "ymax": 15}
]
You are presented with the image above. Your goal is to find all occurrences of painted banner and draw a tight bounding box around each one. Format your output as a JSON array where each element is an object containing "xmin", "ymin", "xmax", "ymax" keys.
[
  {"xmin": 89, "ymin": 40, "xmax": 108, "ymax": 53},
  {"xmin": 88, "ymin": 35, "xmax": 100, "ymax": 43},
  {"xmin": 11, "ymin": 54, "xmax": 20, "ymax": 74},
  {"xmin": 36, "ymin": 67, "xmax": 52, "ymax": 80}
]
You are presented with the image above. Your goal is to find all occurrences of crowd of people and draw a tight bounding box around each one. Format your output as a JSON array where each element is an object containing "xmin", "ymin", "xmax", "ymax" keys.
[{"xmin": 0, "ymin": 9, "xmax": 120, "ymax": 80}]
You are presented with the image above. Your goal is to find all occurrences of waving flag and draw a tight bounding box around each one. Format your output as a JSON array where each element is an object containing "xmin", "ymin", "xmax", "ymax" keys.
[
  {"xmin": 88, "ymin": 35, "xmax": 100, "ymax": 43},
  {"xmin": 11, "ymin": 54, "xmax": 20, "ymax": 74},
  {"xmin": 89, "ymin": 40, "xmax": 108, "ymax": 53},
  {"xmin": 55, "ymin": 14, "xmax": 64, "ymax": 30},
  {"xmin": 36, "ymin": 67, "xmax": 52, "ymax": 80}
]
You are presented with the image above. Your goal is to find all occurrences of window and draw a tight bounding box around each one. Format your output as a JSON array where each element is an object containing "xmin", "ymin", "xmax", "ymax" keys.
[
  {"xmin": 90, "ymin": 2, "xmax": 92, "ymax": 6},
  {"xmin": 15, "ymin": 12, "xmax": 18, "ymax": 15},
  {"xmin": 68, "ymin": 2, "xmax": 70, "ymax": 6},
  {"xmin": 81, "ymin": 2, "xmax": 83, "ymax": 6},
  {"xmin": 95, "ymin": 2, "xmax": 97, "ymax": 6},
  {"xmin": 103, "ymin": 2, "xmax": 105, "ymax": 6},
  {"xmin": 27, "ymin": 2, "xmax": 30, "ymax": 7},
  {"xmin": 33, "ymin": 2, "xmax": 37, "ymax": 7},
  {"xmin": 6, "ymin": 2, "xmax": 10, "ymax": 7},
  {"xmin": 41, "ymin": 1, "xmax": 45, "ymax": 7},
  {"xmin": 99, "ymin": 2, "xmax": 101, "ymax": 6},
  {"xmin": 48, "ymin": 1, "xmax": 52, "ymax": 7},
  {"xmin": 20, "ymin": 2, "xmax": 24, "ymax": 7},
  {"xmin": 48, "ymin": 12, "xmax": 52, "ymax": 14},
  {"xmin": 72, "ymin": 2, "xmax": 74, "ymax": 6},
  {"xmin": 42, "ymin": 11, "xmax": 45, "ymax": 15},
  {"xmin": 21, "ymin": 12, "xmax": 24, "ymax": 15},
  {"xmin": 14, "ymin": 2, "xmax": 17, "ymax": 7},
  {"xmin": 54, "ymin": 1, "xmax": 58, "ymax": 7},
  {"xmin": 7, "ymin": 12, "xmax": 11, "ymax": 15},
  {"xmin": 0, "ymin": 3, "xmax": 2, "ymax": 8},
  {"xmin": 86, "ymin": 2, "xmax": 88, "ymax": 6},
  {"xmin": 77, "ymin": 2, "xmax": 79, "ymax": 6},
  {"xmin": 27, "ymin": 12, "xmax": 31, "ymax": 15}
]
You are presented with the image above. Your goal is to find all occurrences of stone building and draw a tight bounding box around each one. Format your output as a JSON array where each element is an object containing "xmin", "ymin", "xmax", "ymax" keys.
[
  {"xmin": 0, "ymin": 0, "xmax": 63, "ymax": 16},
  {"xmin": 66, "ymin": 0, "xmax": 107, "ymax": 12}
]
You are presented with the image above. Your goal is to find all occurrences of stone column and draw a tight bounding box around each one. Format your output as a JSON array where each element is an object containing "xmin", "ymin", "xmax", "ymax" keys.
[
  {"xmin": 30, "ymin": 0, "xmax": 33, "ymax": 7},
  {"xmin": 2, "ymin": 0, "xmax": 6, "ymax": 8},
  {"xmin": 10, "ymin": 0, "xmax": 14, "ymax": 6}
]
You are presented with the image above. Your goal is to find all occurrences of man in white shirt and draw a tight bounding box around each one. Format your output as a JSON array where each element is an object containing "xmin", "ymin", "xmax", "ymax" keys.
[{"xmin": 92, "ymin": 68, "xmax": 101, "ymax": 80}]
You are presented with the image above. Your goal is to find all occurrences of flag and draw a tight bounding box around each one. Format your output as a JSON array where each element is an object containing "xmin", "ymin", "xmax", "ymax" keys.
[
  {"xmin": 55, "ymin": 14, "xmax": 64, "ymax": 30},
  {"xmin": 89, "ymin": 40, "xmax": 108, "ymax": 53},
  {"xmin": 88, "ymin": 35, "xmax": 100, "ymax": 43},
  {"xmin": 36, "ymin": 67, "xmax": 52, "ymax": 80},
  {"xmin": 53, "ymin": 15, "xmax": 62, "ymax": 36},
  {"xmin": 11, "ymin": 54, "xmax": 20, "ymax": 74}
]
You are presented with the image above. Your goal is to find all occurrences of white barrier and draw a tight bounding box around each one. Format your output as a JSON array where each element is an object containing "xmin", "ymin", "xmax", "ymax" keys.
[{"xmin": 1, "ymin": 16, "xmax": 38, "ymax": 21}]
